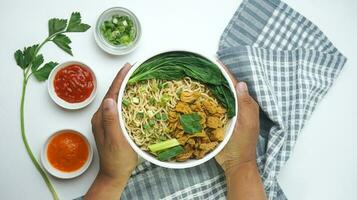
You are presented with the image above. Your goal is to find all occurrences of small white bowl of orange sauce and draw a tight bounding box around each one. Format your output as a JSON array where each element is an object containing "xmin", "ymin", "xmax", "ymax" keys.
[
  {"xmin": 41, "ymin": 129, "xmax": 93, "ymax": 179},
  {"xmin": 48, "ymin": 61, "xmax": 97, "ymax": 109}
]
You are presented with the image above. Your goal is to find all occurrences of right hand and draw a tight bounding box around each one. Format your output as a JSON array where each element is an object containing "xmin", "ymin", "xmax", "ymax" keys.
[
  {"xmin": 91, "ymin": 63, "xmax": 138, "ymax": 183},
  {"xmin": 215, "ymin": 81, "xmax": 260, "ymax": 172}
]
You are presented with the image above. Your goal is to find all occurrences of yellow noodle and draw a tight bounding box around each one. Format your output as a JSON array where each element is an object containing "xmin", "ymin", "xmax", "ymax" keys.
[{"xmin": 122, "ymin": 77, "xmax": 228, "ymax": 150}]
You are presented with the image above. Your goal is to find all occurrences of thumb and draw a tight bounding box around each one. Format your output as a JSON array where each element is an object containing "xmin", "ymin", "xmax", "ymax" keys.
[
  {"xmin": 235, "ymin": 82, "xmax": 259, "ymax": 129},
  {"xmin": 102, "ymin": 98, "xmax": 121, "ymax": 140}
]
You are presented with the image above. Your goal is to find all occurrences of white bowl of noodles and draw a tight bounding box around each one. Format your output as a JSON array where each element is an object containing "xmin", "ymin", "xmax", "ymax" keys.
[{"xmin": 118, "ymin": 50, "xmax": 237, "ymax": 169}]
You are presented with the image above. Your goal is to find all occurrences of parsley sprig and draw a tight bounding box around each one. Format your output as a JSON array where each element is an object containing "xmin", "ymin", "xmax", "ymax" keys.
[{"xmin": 14, "ymin": 12, "xmax": 90, "ymax": 200}]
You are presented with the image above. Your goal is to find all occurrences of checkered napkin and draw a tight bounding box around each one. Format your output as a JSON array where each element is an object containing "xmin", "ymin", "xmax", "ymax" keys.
[
  {"xmin": 77, "ymin": 0, "xmax": 346, "ymax": 199},
  {"xmin": 217, "ymin": 0, "xmax": 346, "ymax": 198}
]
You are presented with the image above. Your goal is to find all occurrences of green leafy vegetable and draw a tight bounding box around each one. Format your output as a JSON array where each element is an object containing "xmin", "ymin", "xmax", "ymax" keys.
[
  {"xmin": 128, "ymin": 51, "xmax": 236, "ymax": 118},
  {"xmin": 100, "ymin": 15, "xmax": 136, "ymax": 45},
  {"xmin": 157, "ymin": 146, "xmax": 184, "ymax": 161},
  {"xmin": 66, "ymin": 12, "xmax": 91, "ymax": 32},
  {"xmin": 33, "ymin": 61, "xmax": 58, "ymax": 81},
  {"xmin": 48, "ymin": 18, "xmax": 67, "ymax": 36},
  {"xmin": 52, "ymin": 34, "xmax": 72, "ymax": 55},
  {"xmin": 179, "ymin": 113, "xmax": 202, "ymax": 134},
  {"xmin": 148, "ymin": 139, "xmax": 180, "ymax": 153},
  {"xmin": 14, "ymin": 12, "xmax": 90, "ymax": 200},
  {"xmin": 31, "ymin": 54, "xmax": 44, "ymax": 71}
]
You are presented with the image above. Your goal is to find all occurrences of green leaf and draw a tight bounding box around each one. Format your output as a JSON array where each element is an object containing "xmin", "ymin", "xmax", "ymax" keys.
[
  {"xmin": 23, "ymin": 44, "xmax": 39, "ymax": 67},
  {"xmin": 179, "ymin": 113, "xmax": 202, "ymax": 134},
  {"xmin": 33, "ymin": 61, "xmax": 58, "ymax": 81},
  {"xmin": 48, "ymin": 18, "xmax": 67, "ymax": 36},
  {"xmin": 157, "ymin": 146, "xmax": 184, "ymax": 161},
  {"xmin": 31, "ymin": 54, "xmax": 44, "ymax": 72},
  {"xmin": 52, "ymin": 34, "xmax": 72, "ymax": 55},
  {"xmin": 14, "ymin": 44, "xmax": 39, "ymax": 69},
  {"xmin": 66, "ymin": 12, "xmax": 91, "ymax": 32},
  {"xmin": 14, "ymin": 50, "xmax": 25, "ymax": 69}
]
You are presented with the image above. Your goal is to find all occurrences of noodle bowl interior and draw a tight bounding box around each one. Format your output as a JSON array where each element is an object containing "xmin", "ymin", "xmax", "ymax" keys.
[{"xmin": 122, "ymin": 77, "xmax": 228, "ymax": 162}]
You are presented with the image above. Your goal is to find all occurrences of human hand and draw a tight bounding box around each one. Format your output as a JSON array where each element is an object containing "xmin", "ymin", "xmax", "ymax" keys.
[
  {"xmin": 90, "ymin": 63, "xmax": 138, "ymax": 184},
  {"xmin": 215, "ymin": 81, "xmax": 260, "ymax": 173}
]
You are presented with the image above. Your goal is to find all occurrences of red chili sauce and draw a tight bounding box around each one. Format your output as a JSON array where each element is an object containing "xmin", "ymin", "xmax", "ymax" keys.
[
  {"xmin": 54, "ymin": 64, "xmax": 94, "ymax": 103},
  {"xmin": 47, "ymin": 131, "xmax": 89, "ymax": 172}
]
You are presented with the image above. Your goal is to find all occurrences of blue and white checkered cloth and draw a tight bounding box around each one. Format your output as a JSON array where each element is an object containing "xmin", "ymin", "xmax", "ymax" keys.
[
  {"xmin": 217, "ymin": 0, "xmax": 346, "ymax": 199},
  {"xmin": 77, "ymin": 0, "xmax": 346, "ymax": 199}
]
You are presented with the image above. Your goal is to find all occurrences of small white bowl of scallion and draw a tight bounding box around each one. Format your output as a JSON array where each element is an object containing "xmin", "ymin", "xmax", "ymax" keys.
[{"xmin": 94, "ymin": 7, "xmax": 141, "ymax": 55}]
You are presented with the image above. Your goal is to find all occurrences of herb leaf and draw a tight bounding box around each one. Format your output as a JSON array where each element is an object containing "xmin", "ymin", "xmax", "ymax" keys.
[
  {"xmin": 14, "ymin": 50, "xmax": 26, "ymax": 69},
  {"xmin": 52, "ymin": 34, "xmax": 72, "ymax": 55},
  {"xmin": 158, "ymin": 146, "xmax": 184, "ymax": 161},
  {"xmin": 179, "ymin": 113, "xmax": 202, "ymax": 134},
  {"xmin": 48, "ymin": 18, "xmax": 67, "ymax": 36},
  {"xmin": 31, "ymin": 54, "xmax": 44, "ymax": 71},
  {"xmin": 66, "ymin": 12, "xmax": 91, "ymax": 32},
  {"xmin": 14, "ymin": 45, "xmax": 39, "ymax": 69},
  {"xmin": 33, "ymin": 61, "xmax": 58, "ymax": 81},
  {"xmin": 23, "ymin": 45, "xmax": 39, "ymax": 67}
]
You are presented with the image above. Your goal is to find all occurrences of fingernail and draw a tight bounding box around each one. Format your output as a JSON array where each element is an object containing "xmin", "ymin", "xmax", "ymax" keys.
[
  {"xmin": 236, "ymin": 82, "xmax": 248, "ymax": 94},
  {"xmin": 103, "ymin": 98, "xmax": 115, "ymax": 111}
]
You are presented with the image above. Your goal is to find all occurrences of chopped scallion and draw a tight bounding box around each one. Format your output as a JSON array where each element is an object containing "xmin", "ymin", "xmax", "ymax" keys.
[
  {"xmin": 148, "ymin": 139, "xmax": 180, "ymax": 153},
  {"xmin": 122, "ymin": 99, "xmax": 130, "ymax": 106},
  {"xmin": 100, "ymin": 15, "xmax": 136, "ymax": 46}
]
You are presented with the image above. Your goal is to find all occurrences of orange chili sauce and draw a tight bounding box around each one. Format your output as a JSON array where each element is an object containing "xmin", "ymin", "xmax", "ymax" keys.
[{"xmin": 47, "ymin": 131, "xmax": 89, "ymax": 172}]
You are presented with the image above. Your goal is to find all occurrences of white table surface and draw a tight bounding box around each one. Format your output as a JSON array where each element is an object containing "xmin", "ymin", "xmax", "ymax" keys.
[{"xmin": 0, "ymin": 0, "xmax": 356, "ymax": 199}]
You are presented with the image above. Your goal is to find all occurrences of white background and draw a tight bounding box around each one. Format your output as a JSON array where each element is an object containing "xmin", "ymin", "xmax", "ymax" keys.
[{"xmin": 0, "ymin": 0, "xmax": 356, "ymax": 199}]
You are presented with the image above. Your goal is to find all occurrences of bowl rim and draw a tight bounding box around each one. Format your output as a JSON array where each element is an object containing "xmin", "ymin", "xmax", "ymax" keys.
[
  {"xmin": 117, "ymin": 49, "xmax": 238, "ymax": 169},
  {"xmin": 47, "ymin": 60, "xmax": 97, "ymax": 110},
  {"xmin": 94, "ymin": 6, "xmax": 142, "ymax": 55},
  {"xmin": 40, "ymin": 129, "xmax": 93, "ymax": 179}
]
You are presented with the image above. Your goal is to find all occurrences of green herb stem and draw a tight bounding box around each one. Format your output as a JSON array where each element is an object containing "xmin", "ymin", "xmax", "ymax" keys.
[
  {"xmin": 20, "ymin": 74, "xmax": 59, "ymax": 200},
  {"xmin": 15, "ymin": 12, "xmax": 90, "ymax": 200}
]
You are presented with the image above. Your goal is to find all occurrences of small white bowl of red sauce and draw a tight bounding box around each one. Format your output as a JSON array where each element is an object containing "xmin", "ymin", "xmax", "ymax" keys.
[
  {"xmin": 48, "ymin": 61, "xmax": 97, "ymax": 109},
  {"xmin": 41, "ymin": 129, "xmax": 93, "ymax": 179}
]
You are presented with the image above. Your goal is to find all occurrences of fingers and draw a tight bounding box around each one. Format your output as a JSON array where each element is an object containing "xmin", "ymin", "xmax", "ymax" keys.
[
  {"xmin": 235, "ymin": 82, "xmax": 259, "ymax": 131},
  {"xmin": 102, "ymin": 98, "xmax": 121, "ymax": 142},
  {"xmin": 91, "ymin": 111, "xmax": 104, "ymax": 145},
  {"xmin": 104, "ymin": 63, "xmax": 132, "ymax": 102},
  {"xmin": 216, "ymin": 59, "xmax": 238, "ymax": 85}
]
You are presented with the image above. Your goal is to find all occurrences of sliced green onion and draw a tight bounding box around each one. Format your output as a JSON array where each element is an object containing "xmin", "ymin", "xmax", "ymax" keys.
[
  {"xmin": 136, "ymin": 112, "xmax": 144, "ymax": 119},
  {"xmin": 176, "ymin": 88, "xmax": 183, "ymax": 97},
  {"xmin": 143, "ymin": 124, "xmax": 151, "ymax": 130},
  {"xmin": 148, "ymin": 119, "xmax": 156, "ymax": 126},
  {"xmin": 132, "ymin": 97, "xmax": 139, "ymax": 104},
  {"xmin": 155, "ymin": 113, "xmax": 168, "ymax": 121},
  {"xmin": 100, "ymin": 15, "xmax": 136, "ymax": 46},
  {"xmin": 148, "ymin": 139, "xmax": 180, "ymax": 153},
  {"xmin": 149, "ymin": 97, "xmax": 156, "ymax": 105},
  {"xmin": 159, "ymin": 135, "xmax": 167, "ymax": 141},
  {"xmin": 122, "ymin": 99, "xmax": 130, "ymax": 106},
  {"xmin": 147, "ymin": 110, "xmax": 155, "ymax": 118}
]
